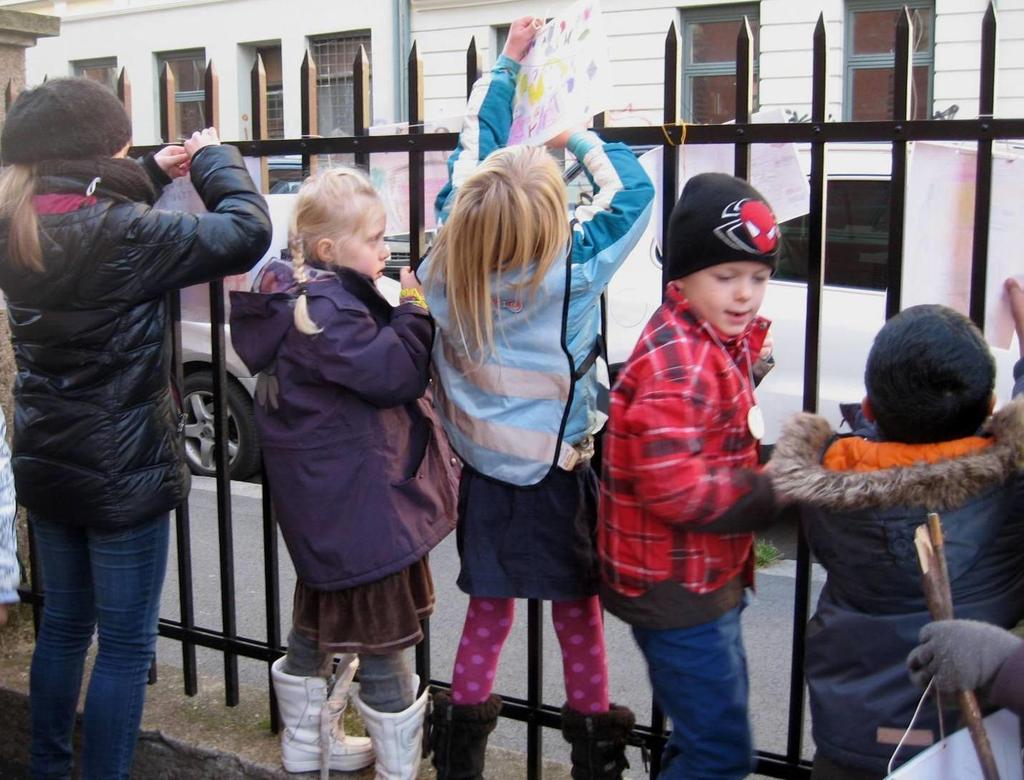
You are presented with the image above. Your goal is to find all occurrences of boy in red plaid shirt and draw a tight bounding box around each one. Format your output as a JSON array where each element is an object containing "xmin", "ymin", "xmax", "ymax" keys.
[{"xmin": 599, "ymin": 173, "xmax": 785, "ymax": 779}]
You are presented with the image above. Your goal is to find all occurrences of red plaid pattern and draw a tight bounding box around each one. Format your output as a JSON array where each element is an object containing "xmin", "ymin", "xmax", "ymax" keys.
[{"xmin": 599, "ymin": 286, "xmax": 768, "ymax": 597}]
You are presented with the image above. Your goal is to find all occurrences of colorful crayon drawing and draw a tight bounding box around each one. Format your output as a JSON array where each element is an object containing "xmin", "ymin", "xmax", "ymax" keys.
[
  {"xmin": 368, "ymin": 118, "xmax": 456, "ymax": 234},
  {"xmin": 509, "ymin": 0, "xmax": 612, "ymax": 146}
]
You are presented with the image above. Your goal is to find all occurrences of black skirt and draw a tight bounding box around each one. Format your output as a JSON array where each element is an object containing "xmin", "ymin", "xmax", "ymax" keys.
[{"xmin": 455, "ymin": 464, "xmax": 599, "ymax": 600}]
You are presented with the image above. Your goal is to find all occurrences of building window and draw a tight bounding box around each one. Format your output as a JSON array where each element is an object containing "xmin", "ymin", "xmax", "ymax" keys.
[
  {"xmin": 73, "ymin": 58, "xmax": 117, "ymax": 92},
  {"xmin": 680, "ymin": 4, "xmax": 760, "ymax": 125},
  {"xmin": 310, "ymin": 32, "xmax": 372, "ymax": 137},
  {"xmin": 845, "ymin": 0, "xmax": 933, "ymax": 121},
  {"xmin": 157, "ymin": 49, "xmax": 206, "ymax": 139},
  {"xmin": 494, "ymin": 25, "xmax": 510, "ymax": 62},
  {"xmin": 256, "ymin": 45, "xmax": 284, "ymax": 140}
]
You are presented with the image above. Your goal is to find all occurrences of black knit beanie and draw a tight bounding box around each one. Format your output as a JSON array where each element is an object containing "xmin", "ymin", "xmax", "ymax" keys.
[
  {"xmin": 1, "ymin": 77, "xmax": 132, "ymax": 165},
  {"xmin": 665, "ymin": 172, "xmax": 780, "ymax": 281}
]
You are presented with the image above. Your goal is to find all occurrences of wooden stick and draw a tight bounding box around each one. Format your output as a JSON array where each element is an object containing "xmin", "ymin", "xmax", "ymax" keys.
[{"xmin": 914, "ymin": 514, "xmax": 1001, "ymax": 780}]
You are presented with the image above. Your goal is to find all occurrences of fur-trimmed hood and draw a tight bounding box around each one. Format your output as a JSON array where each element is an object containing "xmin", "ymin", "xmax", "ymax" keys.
[{"xmin": 771, "ymin": 396, "xmax": 1024, "ymax": 513}]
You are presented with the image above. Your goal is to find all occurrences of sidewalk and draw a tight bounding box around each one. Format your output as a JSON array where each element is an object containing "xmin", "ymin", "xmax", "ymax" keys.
[{"xmin": 0, "ymin": 633, "xmax": 572, "ymax": 779}]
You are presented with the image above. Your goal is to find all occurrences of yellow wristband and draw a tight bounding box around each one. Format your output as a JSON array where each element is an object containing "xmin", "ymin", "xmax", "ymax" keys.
[{"xmin": 399, "ymin": 288, "xmax": 428, "ymax": 311}]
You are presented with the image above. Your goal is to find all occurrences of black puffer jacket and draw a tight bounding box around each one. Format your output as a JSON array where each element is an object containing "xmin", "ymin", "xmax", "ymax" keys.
[{"xmin": 0, "ymin": 146, "xmax": 272, "ymax": 529}]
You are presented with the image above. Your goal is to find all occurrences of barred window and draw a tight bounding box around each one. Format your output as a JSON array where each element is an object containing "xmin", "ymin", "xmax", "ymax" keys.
[
  {"xmin": 156, "ymin": 49, "xmax": 206, "ymax": 139},
  {"xmin": 680, "ymin": 4, "xmax": 760, "ymax": 125},
  {"xmin": 73, "ymin": 58, "xmax": 117, "ymax": 93},
  {"xmin": 310, "ymin": 32, "xmax": 372, "ymax": 137},
  {"xmin": 845, "ymin": 0, "xmax": 934, "ymax": 121}
]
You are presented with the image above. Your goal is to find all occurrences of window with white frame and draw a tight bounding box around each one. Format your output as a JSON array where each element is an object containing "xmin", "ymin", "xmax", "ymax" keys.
[
  {"xmin": 310, "ymin": 32, "xmax": 372, "ymax": 137},
  {"xmin": 73, "ymin": 58, "xmax": 118, "ymax": 93},
  {"xmin": 845, "ymin": 0, "xmax": 934, "ymax": 121},
  {"xmin": 680, "ymin": 4, "xmax": 760, "ymax": 125},
  {"xmin": 156, "ymin": 49, "xmax": 206, "ymax": 139}
]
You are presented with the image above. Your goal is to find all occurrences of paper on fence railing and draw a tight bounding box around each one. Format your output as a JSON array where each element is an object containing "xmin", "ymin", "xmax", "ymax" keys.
[{"xmin": 885, "ymin": 709, "xmax": 1021, "ymax": 779}]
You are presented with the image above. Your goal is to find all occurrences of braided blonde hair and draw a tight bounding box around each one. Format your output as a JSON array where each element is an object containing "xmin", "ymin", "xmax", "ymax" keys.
[{"xmin": 289, "ymin": 166, "xmax": 385, "ymax": 335}]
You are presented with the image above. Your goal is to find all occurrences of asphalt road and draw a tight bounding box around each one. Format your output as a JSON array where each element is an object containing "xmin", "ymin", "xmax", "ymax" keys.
[{"xmin": 157, "ymin": 478, "xmax": 825, "ymax": 772}]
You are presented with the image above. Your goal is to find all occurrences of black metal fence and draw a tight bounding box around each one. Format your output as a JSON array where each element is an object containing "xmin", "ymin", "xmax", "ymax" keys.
[{"xmin": 13, "ymin": 4, "xmax": 1024, "ymax": 778}]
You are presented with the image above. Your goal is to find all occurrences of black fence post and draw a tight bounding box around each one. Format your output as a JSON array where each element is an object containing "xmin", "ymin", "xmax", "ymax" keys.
[
  {"xmin": 116, "ymin": 66, "xmax": 131, "ymax": 120},
  {"xmin": 300, "ymin": 49, "xmax": 318, "ymax": 178},
  {"xmin": 784, "ymin": 14, "xmax": 828, "ymax": 772},
  {"xmin": 203, "ymin": 60, "xmax": 241, "ymax": 708},
  {"xmin": 885, "ymin": 8, "xmax": 913, "ymax": 320},
  {"xmin": 734, "ymin": 16, "xmax": 753, "ymax": 179},
  {"xmin": 466, "ymin": 36, "xmax": 481, "ymax": 100},
  {"xmin": 250, "ymin": 54, "xmax": 269, "ymax": 192},
  {"xmin": 408, "ymin": 42, "xmax": 426, "ymax": 269},
  {"xmin": 969, "ymin": 3, "xmax": 997, "ymax": 328},
  {"xmin": 353, "ymin": 44, "xmax": 370, "ymax": 172}
]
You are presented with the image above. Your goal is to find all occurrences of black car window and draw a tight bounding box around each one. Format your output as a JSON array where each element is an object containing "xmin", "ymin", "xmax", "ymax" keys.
[{"xmin": 775, "ymin": 179, "xmax": 890, "ymax": 291}]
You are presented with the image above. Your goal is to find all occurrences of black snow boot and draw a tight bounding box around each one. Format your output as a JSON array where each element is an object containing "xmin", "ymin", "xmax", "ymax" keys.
[
  {"xmin": 429, "ymin": 689, "xmax": 502, "ymax": 780},
  {"xmin": 560, "ymin": 703, "xmax": 635, "ymax": 780}
]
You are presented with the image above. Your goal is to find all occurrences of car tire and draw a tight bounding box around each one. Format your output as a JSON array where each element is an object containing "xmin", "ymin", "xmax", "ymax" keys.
[{"xmin": 182, "ymin": 370, "xmax": 261, "ymax": 480}]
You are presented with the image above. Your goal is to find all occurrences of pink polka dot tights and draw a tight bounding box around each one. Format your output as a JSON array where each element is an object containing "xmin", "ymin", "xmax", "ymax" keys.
[{"xmin": 449, "ymin": 596, "xmax": 610, "ymax": 714}]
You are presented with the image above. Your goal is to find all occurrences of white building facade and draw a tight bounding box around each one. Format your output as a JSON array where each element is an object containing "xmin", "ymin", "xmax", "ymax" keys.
[{"xmin": 0, "ymin": 0, "xmax": 1021, "ymax": 145}]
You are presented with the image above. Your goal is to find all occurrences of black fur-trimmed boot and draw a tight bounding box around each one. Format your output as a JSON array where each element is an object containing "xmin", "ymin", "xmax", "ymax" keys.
[
  {"xmin": 428, "ymin": 689, "xmax": 502, "ymax": 780},
  {"xmin": 560, "ymin": 703, "xmax": 635, "ymax": 780}
]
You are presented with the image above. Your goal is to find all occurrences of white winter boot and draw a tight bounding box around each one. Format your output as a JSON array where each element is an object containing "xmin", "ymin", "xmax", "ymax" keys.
[
  {"xmin": 271, "ymin": 656, "xmax": 374, "ymax": 774},
  {"xmin": 352, "ymin": 675, "xmax": 428, "ymax": 780}
]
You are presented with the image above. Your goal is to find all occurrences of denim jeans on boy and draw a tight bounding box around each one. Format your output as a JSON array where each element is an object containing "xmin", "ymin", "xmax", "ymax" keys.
[
  {"xmin": 29, "ymin": 513, "xmax": 170, "ymax": 780},
  {"xmin": 631, "ymin": 599, "xmax": 754, "ymax": 780}
]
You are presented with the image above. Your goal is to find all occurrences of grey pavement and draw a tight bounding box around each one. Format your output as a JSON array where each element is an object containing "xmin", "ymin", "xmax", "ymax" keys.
[{"xmin": 158, "ymin": 477, "xmax": 825, "ymax": 774}]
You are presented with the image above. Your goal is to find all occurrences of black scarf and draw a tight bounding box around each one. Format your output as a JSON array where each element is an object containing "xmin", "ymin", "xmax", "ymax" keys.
[{"xmin": 34, "ymin": 156, "xmax": 158, "ymax": 205}]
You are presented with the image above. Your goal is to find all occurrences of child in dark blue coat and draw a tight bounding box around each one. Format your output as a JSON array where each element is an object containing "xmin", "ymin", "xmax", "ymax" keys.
[{"xmin": 772, "ymin": 304, "xmax": 1024, "ymax": 779}]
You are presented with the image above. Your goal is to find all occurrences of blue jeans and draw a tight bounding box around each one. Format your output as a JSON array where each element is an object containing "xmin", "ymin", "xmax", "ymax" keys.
[
  {"xmin": 632, "ymin": 600, "xmax": 754, "ymax": 780},
  {"xmin": 29, "ymin": 514, "xmax": 170, "ymax": 780}
]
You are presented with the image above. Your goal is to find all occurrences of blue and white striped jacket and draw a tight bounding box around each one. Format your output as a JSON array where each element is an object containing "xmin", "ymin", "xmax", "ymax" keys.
[
  {"xmin": 421, "ymin": 56, "xmax": 654, "ymax": 487},
  {"xmin": 0, "ymin": 410, "xmax": 19, "ymax": 604}
]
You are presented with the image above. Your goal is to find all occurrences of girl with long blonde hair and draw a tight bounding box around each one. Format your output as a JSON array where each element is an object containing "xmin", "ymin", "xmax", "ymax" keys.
[
  {"xmin": 418, "ymin": 16, "xmax": 655, "ymax": 780},
  {"xmin": 229, "ymin": 167, "xmax": 458, "ymax": 780}
]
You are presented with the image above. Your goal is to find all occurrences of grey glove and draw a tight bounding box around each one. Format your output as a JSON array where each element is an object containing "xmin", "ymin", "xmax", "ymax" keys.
[{"xmin": 907, "ymin": 619, "xmax": 1023, "ymax": 693}]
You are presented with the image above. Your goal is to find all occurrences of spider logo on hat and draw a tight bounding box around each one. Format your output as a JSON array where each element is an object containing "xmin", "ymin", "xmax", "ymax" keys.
[{"xmin": 713, "ymin": 198, "xmax": 779, "ymax": 256}]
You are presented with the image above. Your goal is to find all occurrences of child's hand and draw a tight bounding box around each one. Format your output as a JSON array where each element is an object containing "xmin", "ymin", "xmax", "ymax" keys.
[
  {"xmin": 1006, "ymin": 277, "xmax": 1024, "ymax": 358},
  {"xmin": 154, "ymin": 144, "xmax": 190, "ymax": 179},
  {"xmin": 546, "ymin": 124, "xmax": 588, "ymax": 151},
  {"xmin": 183, "ymin": 127, "xmax": 221, "ymax": 158},
  {"xmin": 400, "ymin": 267, "xmax": 422, "ymax": 293},
  {"xmin": 502, "ymin": 16, "xmax": 540, "ymax": 63}
]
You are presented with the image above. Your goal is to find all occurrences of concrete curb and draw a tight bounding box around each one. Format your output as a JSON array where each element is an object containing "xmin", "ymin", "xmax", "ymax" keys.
[{"xmin": 0, "ymin": 636, "xmax": 570, "ymax": 779}]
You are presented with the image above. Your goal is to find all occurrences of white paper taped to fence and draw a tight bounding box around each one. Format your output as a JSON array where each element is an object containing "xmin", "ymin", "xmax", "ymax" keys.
[
  {"xmin": 153, "ymin": 157, "xmax": 264, "ymax": 215},
  {"xmin": 605, "ymin": 146, "xmax": 661, "ymax": 365},
  {"xmin": 885, "ymin": 709, "xmax": 1022, "ymax": 779},
  {"xmin": 901, "ymin": 141, "xmax": 1024, "ymax": 350},
  {"xmin": 676, "ymin": 109, "xmax": 810, "ymax": 225}
]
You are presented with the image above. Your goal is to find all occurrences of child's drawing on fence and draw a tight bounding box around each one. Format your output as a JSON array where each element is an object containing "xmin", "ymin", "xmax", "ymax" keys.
[
  {"xmin": 369, "ymin": 119, "xmax": 455, "ymax": 234},
  {"xmin": 508, "ymin": 0, "xmax": 611, "ymax": 145}
]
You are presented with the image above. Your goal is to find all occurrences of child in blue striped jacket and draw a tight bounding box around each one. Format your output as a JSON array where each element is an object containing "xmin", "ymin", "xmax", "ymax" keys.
[{"xmin": 419, "ymin": 16, "xmax": 654, "ymax": 780}]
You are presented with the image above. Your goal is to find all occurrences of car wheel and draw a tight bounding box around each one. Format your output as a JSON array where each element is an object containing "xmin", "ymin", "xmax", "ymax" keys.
[{"xmin": 182, "ymin": 371, "xmax": 261, "ymax": 480}]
